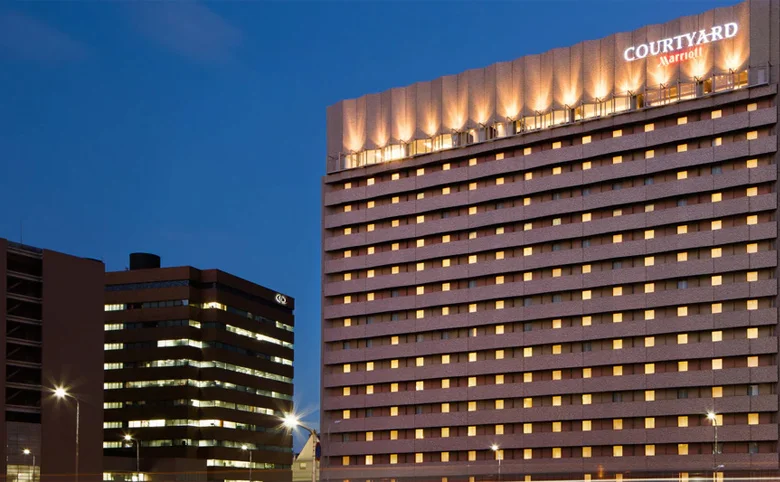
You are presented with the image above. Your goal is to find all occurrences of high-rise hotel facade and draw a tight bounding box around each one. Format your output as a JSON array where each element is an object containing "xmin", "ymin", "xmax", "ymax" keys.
[{"xmin": 321, "ymin": 1, "xmax": 780, "ymax": 480}]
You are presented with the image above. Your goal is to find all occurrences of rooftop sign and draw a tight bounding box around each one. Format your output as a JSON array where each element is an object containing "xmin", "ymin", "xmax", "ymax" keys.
[{"xmin": 623, "ymin": 22, "xmax": 739, "ymax": 62}]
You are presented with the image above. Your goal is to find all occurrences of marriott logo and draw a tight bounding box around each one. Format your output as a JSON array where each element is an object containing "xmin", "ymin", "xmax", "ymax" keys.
[{"xmin": 623, "ymin": 22, "xmax": 738, "ymax": 62}]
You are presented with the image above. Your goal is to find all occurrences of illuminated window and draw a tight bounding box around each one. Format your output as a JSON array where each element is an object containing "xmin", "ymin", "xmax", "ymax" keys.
[
  {"xmin": 415, "ymin": 453, "xmax": 423, "ymax": 464},
  {"xmin": 613, "ymin": 286, "xmax": 623, "ymax": 297},
  {"xmin": 644, "ymin": 256, "xmax": 654, "ymax": 267},
  {"xmin": 747, "ymin": 271, "xmax": 759, "ymax": 282},
  {"xmin": 712, "ymin": 275, "xmax": 722, "ymax": 286},
  {"xmin": 523, "ymin": 398, "xmax": 533, "ymax": 408},
  {"xmin": 365, "ymin": 455, "xmax": 373, "ymax": 465},
  {"xmin": 442, "ymin": 258, "xmax": 451, "ymax": 267},
  {"xmin": 441, "ymin": 403, "xmax": 450, "ymax": 413},
  {"xmin": 367, "ymin": 246, "xmax": 374, "ymax": 255},
  {"xmin": 645, "ymin": 203, "xmax": 654, "ymax": 212},
  {"xmin": 468, "ymin": 401, "xmax": 476, "ymax": 412},
  {"xmin": 645, "ymin": 363, "xmax": 655, "ymax": 374},
  {"xmin": 416, "ymin": 357, "xmax": 424, "ymax": 367},
  {"xmin": 645, "ymin": 310, "xmax": 655, "ymax": 320},
  {"xmin": 468, "ymin": 352, "xmax": 477, "ymax": 363},
  {"xmin": 441, "ymin": 427, "xmax": 449, "ymax": 437},
  {"xmin": 582, "ymin": 394, "xmax": 592, "ymax": 405},
  {"xmin": 613, "ymin": 446, "xmax": 623, "ymax": 457},
  {"xmin": 582, "ymin": 316, "xmax": 592, "ymax": 326},
  {"xmin": 366, "ymin": 362, "xmax": 374, "ymax": 371},
  {"xmin": 613, "ymin": 234, "xmax": 622, "ymax": 243},
  {"xmin": 343, "ymin": 409, "xmax": 351, "ymax": 419},
  {"xmin": 496, "ymin": 276, "xmax": 504, "ymax": 285},
  {"xmin": 344, "ymin": 250, "xmax": 351, "ymax": 258},
  {"xmin": 613, "ymin": 339, "xmax": 623, "ymax": 350},
  {"xmin": 523, "ymin": 272, "xmax": 533, "ymax": 281},
  {"xmin": 552, "ymin": 217, "xmax": 561, "ymax": 226},
  {"xmin": 646, "ymin": 150, "xmax": 655, "ymax": 159},
  {"xmin": 712, "ymin": 303, "xmax": 722, "ymax": 314},
  {"xmin": 442, "ymin": 162, "xmax": 451, "ymax": 171},
  {"xmin": 749, "ymin": 413, "xmax": 759, "ymax": 425},
  {"xmin": 678, "ymin": 306, "xmax": 688, "ymax": 317},
  {"xmin": 747, "ymin": 327, "xmax": 759, "ymax": 339},
  {"xmin": 645, "ymin": 123, "xmax": 654, "ymax": 132},
  {"xmin": 712, "ymin": 330, "xmax": 723, "ymax": 342},
  {"xmin": 582, "ymin": 212, "xmax": 592, "ymax": 222},
  {"xmin": 469, "ymin": 303, "xmax": 477, "ymax": 313},
  {"xmin": 496, "ymin": 373, "xmax": 505, "ymax": 384},
  {"xmin": 747, "ymin": 299, "xmax": 759, "ymax": 310},
  {"xmin": 677, "ymin": 116, "xmax": 688, "ymax": 125},
  {"xmin": 712, "ymin": 386, "xmax": 723, "ymax": 398},
  {"xmin": 645, "ymin": 390, "xmax": 655, "ymax": 401},
  {"xmin": 391, "ymin": 219, "xmax": 400, "ymax": 228},
  {"xmin": 523, "ymin": 247, "xmax": 532, "ymax": 256},
  {"xmin": 747, "ymin": 131, "xmax": 758, "ymax": 140},
  {"xmin": 552, "ymin": 141, "xmax": 562, "ymax": 150},
  {"xmin": 366, "ymin": 384, "xmax": 374, "ymax": 394},
  {"xmin": 713, "ymin": 358, "xmax": 723, "ymax": 370},
  {"xmin": 469, "ymin": 158, "xmax": 477, "ymax": 166},
  {"xmin": 342, "ymin": 364, "xmax": 351, "ymax": 373},
  {"xmin": 747, "ymin": 243, "xmax": 758, "ymax": 253},
  {"xmin": 342, "ymin": 456, "xmax": 350, "ymax": 466},
  {"xmin": 677, "ymin": 171, "xmax": 688, "ymax": 180},
  {"xmin": 712, "ymin": 220, "xmax": 722, "ymax": 230},
  {"xmin": 523, "ymin": 373, "xmax": 533, "ymax": 383},
  {"xmin": 495, "ymin": 300, "xmax": 504, "ymax": 310},
  {"xmin": 552, "ymin": 318, "xmax": 562, "ymax": 329},
  {"xmin": 678, "ymin": 334, "xmax": 688, "ymax": 344},
  {"xmin": 677, "ymin": 416, "xmax": 689, "ymax": 428},
  {"xmin": 613, "ymin": 419, "xmax": 623, "ymax": 430},
  {"xmin": 711, "ymin": 109, "xmax": 722, "ymax": 119},
  {"xmin": 523, "ymin": 423, "xmax": 533, "ymax": 434},
  {"xmin": 440, "ymin": 452, "xmax": 450, "ymax": 463},
  {"xmin": 496, "ymin": 226, "xmax": 504, "ymax": 235},
  {"xmin": 677, "ymin": 144, "xmax": 688, "ymax": 153},
  {"xmin": 583, "ymin": 368, "xmax": 592, "ymax": 378},
  {"xmin": 523, "ymin": 197, "xmax": 531, "ymax": 206},
  {"xmin": 582, "ymin": 290, "xmax": 592, "ymax": 300},
  {"xmin": 469, "ymin": 182, "xmax": 477, "ymax": 191},
  {"xmin": 391, "ymin": 196, "xmax": 399, "ymax": 204},
  {"xmin": 495, "ymin": 424, "xmax": 504, "ymax": 435},
  {"xmin": 678, "ymin": 361, "xmax": 688, "ymax": 372},
  {"xmin": 613, "ymin": 313, "xmax": 623, "ymax": 323},
  {"xmin": 613, "ymin": 130, "xmax": 622, "ymax": 138},
  {"xmin": 748, "ymin": 356, "xmax": 759, "ymax": 367},
  {"xmin": 582, "ymin": 265, "xmax": 591, "ymax": 274},
  {"xmin": 678, "ymin": 444, "xmax": 689, "ymax": 455},
  {"xmin": 416, "ymin": 215, "xmax": 424, "ymax": 224},
  {"xmin": 645, "ymin": 229, "xmax": 654, "ymax": 240},
  {"xmin": 415, "ymin": 428, "xmax": 424, "ymax": 439},
  {"xmin": 552, "ymin": 370, "xmax": 562, "ymax": 380},
  {"xmin": 552, "ymin": 396, "xmax": 562, "ymax": 406},
  {"xmin": 713, "ymin": 137, "xmax": 722, "ymax": 146},
  {"xmin": 747, "ymin": 158, "xmax": 758, "ymax": 168},
  {"xmin": 613, "ymin": 365, "xmax": 623, "ymax": 376},
  {"xmin": 496, "ymin": 177, "xmax": 504, "ymax": 185},
  {"xmin": 523, "ymin": 449, "xmax": 533, "ymax": 460},
  {"xmin": 523, "ymin": 347, "xmax": 533, "ymax": 357},
  {"xmin": 582, "ymin": 420, "xmax": 592, "ymax": 431},
  {"xmin": 583, "ymin": 161, "xmax": 592, "ymax": 170},
  {"xmin": 582, "ymin": 135, "xmax": 591, "ymax": 144},
  {"xmin": 748, "ymin": 214, "xmax": 759, "ymax": 226},
  {"xmin": 391, "ymin": 359, "xmax": 399, "ymax": 369},
  {"xmin": 390, "ymin": 406, "xmax": 398, "ymax": 416}
]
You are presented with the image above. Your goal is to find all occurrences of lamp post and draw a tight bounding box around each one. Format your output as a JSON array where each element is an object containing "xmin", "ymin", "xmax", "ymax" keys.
[
  {"xmin": 283, "ymin": 414, "xmax": 317, "ymax": 482},
  {"xmin": 707, "ymin": 411, "xmax": 721, "ymax": 481},
  {"xmin": 241, "ymin": 445, "xmax": 253, "ymax": 481},
  {"xmin": 23, "ymin": 449, "xmax": 35, "ymax": 482},
  {"xmin": 490, "ymin": 444, "xmax": 501, "ymax": 482},
  {"xmin": 53, "ymin": 387, "xmax": 79, "ymax": 482},
  {"xmin": 124, "ymin": 435, "xmax": 140, "ymax": 477}
]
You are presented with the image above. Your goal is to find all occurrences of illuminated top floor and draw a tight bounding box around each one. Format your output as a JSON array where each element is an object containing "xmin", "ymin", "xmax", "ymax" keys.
[{"xmin": 325, "ymin": 0, "xmax": 777, "ymax": 173}]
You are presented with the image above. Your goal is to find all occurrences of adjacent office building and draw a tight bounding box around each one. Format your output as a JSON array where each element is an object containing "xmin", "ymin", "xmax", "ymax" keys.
[
  {"xmin": 321, "ymin": 1, "xmax": 780, "ymax": 480},
  {"xmin": 103, "ymin": 254, "xmax": 295, "ymax": 482},
  {"xmin": 0, "ymin": 238, "xmax": 105, "ymax": 482}
]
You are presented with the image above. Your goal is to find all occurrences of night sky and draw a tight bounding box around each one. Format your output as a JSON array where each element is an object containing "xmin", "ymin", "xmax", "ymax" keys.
[{"xmin": 0, "ymin": 0, "xmax": 739, "ymax": 451}]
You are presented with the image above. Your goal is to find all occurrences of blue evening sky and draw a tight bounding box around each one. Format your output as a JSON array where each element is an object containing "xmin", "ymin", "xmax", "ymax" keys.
[{"xmin": 0, "ymin": 0, "xmax": 737, "ymax": 451}]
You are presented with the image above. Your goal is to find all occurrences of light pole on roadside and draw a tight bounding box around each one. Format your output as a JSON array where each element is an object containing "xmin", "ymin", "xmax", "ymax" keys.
[
  {"xmin": 283, "ymin": 414, "xmax": 318, "ymax": 482},
  {"xmin": 53, "ymin": 387, "xmax": 80, "ymax": 482}
]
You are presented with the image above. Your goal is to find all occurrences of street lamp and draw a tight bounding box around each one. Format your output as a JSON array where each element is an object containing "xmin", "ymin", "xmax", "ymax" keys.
[
  {"xmin": 706, "ymin": 411, "xmax": 721, "ymax": 481},
  {"xmin": 282, "ymin": 414, "xmax": 317, "ymax": 482},
  {"xmin": 241, "ymin": 445, "xmax": 253, "ymax": 481},
  {"xmin": 53, "ymin": 387, "xmax": 79, "ymax": 482},
  {"xmin": 490, "ymin": 444, "xmax": 501, "ymax": 482},
  {"xmin": 124, "ymin": 435, "xmax": 140, "ymax": 477},
  {"xmin": 23, "ymin": 449, "xmax": 35, "ymax": 482}
]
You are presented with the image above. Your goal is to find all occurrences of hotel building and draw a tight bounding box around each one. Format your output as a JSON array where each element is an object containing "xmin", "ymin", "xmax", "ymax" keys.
[
  {"xmin": 321, "ymin": 1, "xmax": 780, "ymax": 480},
  {"xmin": 103, "ymin": 254, "xmax": 295, "ymax": 482},
  {"xmin": 0, "ymin": 238, "xmax": 105, "ymax": 482}
]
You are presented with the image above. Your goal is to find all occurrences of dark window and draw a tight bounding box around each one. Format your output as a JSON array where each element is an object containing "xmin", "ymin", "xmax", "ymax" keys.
[
  {"xmin": 612, "ymin": 261, "xmax": 622, "ymax": 269},
  {"xmin": 343, "ymin": 342, "xmax": 350, "ymax": 350},
  {"xmin": 748, "ymin": 384, "xmax": 759, "ymax": 396},
  {"xmin": 468, "ymin": 280, "xmax": 477, "ymax": 289},
  {"xmin": 415, "ymin": 406, "xmax": 423, "ymax": 415},
  {"xmin": 495, "ymin": 202, "xmax": 504, "ymax": 209},
  {"xmin": 612, "ymin": 392, "xmax": 623, "ymax": 402},
  {"xmin": 582, "ymin": 239, "xmax": 590, "ymax": 248},
  {"xmin": 677, "ymin": 389, "xmax": 688, "ymax": 399},
  {"xmin": 612, "ymin": 183, "xmax": 622, "ymax": 191},
  {"xmin": 342, "ymin": 434, "xmax": 351, "ymax": 442},
  {"xmin": 416, "ymin": 334, "xmax": 424, "ymax": 343},
  {"xmin": 582, "ymin": 342, "xmax": 592, "ymax": 352},
  {"xmin": 390, "ymin": 313, "xmax": 399, "ymax": 322},
  {"xmin": 552, "ymin": 294, "xmax": 562, "ymax": 303},
  {"xmin": 677, "ymin": 198, "xmax": 687, "ymax": 207},
  {"xmin": 711, "ymin": 165, "xmax": 723, "ymax": 175},
  {"xmin": 366, "ymin": 316, "xmax": 374, "ymax": 325},
  {"xmin": 749, "ymin": 442, "xmax": 759, "ymax": 454},
  {"xmin": 365, "ymin": 339, "xmax": 373, "ymax": 348},
  {"xmin": 391, "ymin": 290, "xmax": 400, "ymax": 298},
  {"xmin": 441, "ymin": 332, "xmax": 449, "ymax": 340},
  {"xmin": 365, "ymin": 408, "xmax": 373, "ymax": 418},
  {"xmin": 582, "ymin": 188, "xmax": 591, "ymax": 197},
  {"xmin": 552, "ymin": 192, "xmax": 561, "ymax": 200},
  {"xmin": 523, "ymin": 322, "xmax": 533, "ymax": 332},
  {"xmin": 442, "ymin": 211, "xmax": 450, "ymax": 219},
  {"xmin": 552, "ymin": 243, "xmax": 561, "ymax": 251},
  {"xmin": 523, "ymin": 298, "xmax": 532, "ymax": 307},
  {"xmin": 644, "ymin": 177, "xmax": 654, "ymax": 185}
]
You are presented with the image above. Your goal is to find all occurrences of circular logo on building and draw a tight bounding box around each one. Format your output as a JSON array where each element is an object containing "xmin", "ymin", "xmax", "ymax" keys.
[{"xmin": 275, "ymin": 293, "xmax": 287, "ymax": 305}]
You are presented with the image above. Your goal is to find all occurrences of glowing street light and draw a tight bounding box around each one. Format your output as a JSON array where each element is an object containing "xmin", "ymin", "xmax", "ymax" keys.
[
  {"xmin": 53, "ymin": 386, "xmax": 80, "ymax": 482},
  {"xmin": 490, "ymin": 444, "xmax": 501, "ymax": 481},
  {"xmin": 241, "ymin": 445, "xmax": 253, "ymax": 481},
  {"xmin": 281, "ymin": 414, "xmax": 317, "ymax": 482},
  {"xmin": 124, "ymin": 434, "xmax": 140, "ymax": 476},
  {"xmin": 23, "ymin": 449, "xmax": 35, "ymax": 482},
  {"xmin": 706, "ymin": 411, "xmax": 723, "ymax": 479}
]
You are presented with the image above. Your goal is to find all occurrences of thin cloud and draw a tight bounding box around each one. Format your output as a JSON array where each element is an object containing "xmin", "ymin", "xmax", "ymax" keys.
[
  {"xmin": 129, "ymin": 2, "xmax": 242, "ymax": 65},
  {"xmin": 0, "ymin": 10, "xmax": 89, "ymax": 63}
]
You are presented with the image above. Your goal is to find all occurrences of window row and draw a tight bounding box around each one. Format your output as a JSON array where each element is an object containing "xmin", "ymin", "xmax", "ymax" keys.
[
  {"xmin": 335, "ymin": 98, "xmax": 766, "ymax": 188},
  {"xmin": 337, "ymin": 441, "xmax": 774, "ymax": 467}
]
